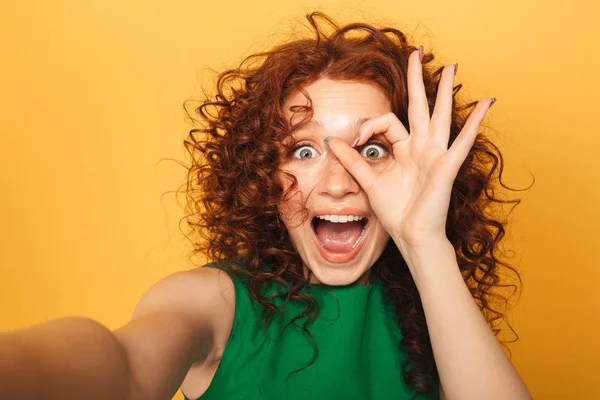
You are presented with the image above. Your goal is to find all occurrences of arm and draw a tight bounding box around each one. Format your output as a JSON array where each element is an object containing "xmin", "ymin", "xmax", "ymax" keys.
[
  {"xmin": 0, "ymin": 267, "xmax": 234, "ymax": 400},
  {"xmin": 395, "ymin": 237, "xmax": 532, "ymax": 400},
  {"xmin": 0, "ymin": 317, "xmax": 132, "ymax": 400}
]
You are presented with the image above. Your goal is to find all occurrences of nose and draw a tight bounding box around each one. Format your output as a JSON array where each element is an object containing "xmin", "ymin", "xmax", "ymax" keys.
[{"xmin": 317, "ymin": 153, "xmax": 361, "ymax": 198}]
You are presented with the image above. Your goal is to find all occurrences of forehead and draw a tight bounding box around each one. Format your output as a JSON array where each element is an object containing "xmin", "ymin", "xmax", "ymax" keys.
[{"xmin": 283, "ymin": 79, "xmax": 391, "ymax": 123}]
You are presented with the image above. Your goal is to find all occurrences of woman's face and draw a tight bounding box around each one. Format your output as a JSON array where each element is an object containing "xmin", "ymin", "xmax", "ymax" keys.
[{"xmin": 278, "ymin": 78, "xmax": 394, "ymax": 286}]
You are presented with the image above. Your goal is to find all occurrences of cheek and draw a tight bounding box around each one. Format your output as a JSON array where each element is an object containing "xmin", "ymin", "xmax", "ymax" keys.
[
  {"xmin": 277, "ymin": 165, "xmax": 313, "ymax": 186},
  {"xmin": 373, "ymin": 221, "xmax": 392, "ymax": 251},
  {"xmin": 275, "ymin": 172, "xmax": 303, "ymax": 227},
  {"xmin": 275, "ymin": 169, "xmax": 298, "ymax": 204},
  {"xmin": 276, "ymin": 168, "xmax": 316, "ymax": 228}
]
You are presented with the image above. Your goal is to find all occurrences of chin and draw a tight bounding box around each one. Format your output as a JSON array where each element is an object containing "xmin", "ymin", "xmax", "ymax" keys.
[
  {"xmin": 302, "ymin": 225, "xmax": 389, "ymax": 287},
  {"xmin": 307, "ymin": 267, "xmax": 371, "ymax": 286}
]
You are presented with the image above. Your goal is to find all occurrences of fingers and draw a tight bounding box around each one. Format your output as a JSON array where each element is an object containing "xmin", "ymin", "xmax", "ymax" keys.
[
  {"xmin": 352, "ymin": 113, "xmax": 410, "ymax": 162},
  {"xmin": 430, "ymin": 63, "xmax": 458, "ymax": 147},
  {"xmin": 446, "ymin": 98, "xmax": 495, "ymax": 175},
  {"xmin": 324, "ymin": 136, "xmax": 377, "ymax": 192},
  {"xmin": 407, "ymin": 48, "xmax": 430, "ymax": 136}
]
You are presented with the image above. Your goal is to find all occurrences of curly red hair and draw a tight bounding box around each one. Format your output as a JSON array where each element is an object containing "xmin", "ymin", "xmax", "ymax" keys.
[{"xmin": 181, "ymin": 12, "xmax": 531, "ymax": 398}]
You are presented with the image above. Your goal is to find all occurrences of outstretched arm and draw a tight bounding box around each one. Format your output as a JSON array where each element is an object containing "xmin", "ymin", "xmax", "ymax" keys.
[
  {"xmin": 0, "ymin": 316, "xmax": 134, "ymax": 400},
  {"xmin": 0, "ymin": 267, "xmax": 234, "ymax": 400}
]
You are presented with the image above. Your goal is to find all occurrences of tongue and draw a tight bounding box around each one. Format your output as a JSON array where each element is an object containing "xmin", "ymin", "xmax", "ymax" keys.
[{"xmin": 315, "ymin": 220, "xmax": 364, "ymax": 252}]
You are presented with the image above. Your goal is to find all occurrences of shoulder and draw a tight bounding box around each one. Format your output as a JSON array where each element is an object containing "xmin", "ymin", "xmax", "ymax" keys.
[
  {"xmin": 132, "ymin": 264, "xmax": 237, "ymax": 357},
  {"xmin": 110, "ymin": 264, "xmax": 238, "ymax": 399},
  {"xmin": 134, "ymin": 265, "xmax": 236, "ymax": 319}
]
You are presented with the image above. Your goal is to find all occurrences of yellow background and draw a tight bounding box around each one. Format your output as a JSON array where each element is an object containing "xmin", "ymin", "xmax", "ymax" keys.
[{"xmin": 1, "ymin": 1, "xmax": 598, "ymax": 399}]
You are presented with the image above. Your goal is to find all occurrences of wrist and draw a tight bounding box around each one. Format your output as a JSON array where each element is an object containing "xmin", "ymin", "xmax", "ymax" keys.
[
  {"xmin": 392, "ymin": 234, "xmax": 453, "ymax": 259},
  {"xmin": 392, "ymin": 235, "xmax": 457, "ymax": 281}
]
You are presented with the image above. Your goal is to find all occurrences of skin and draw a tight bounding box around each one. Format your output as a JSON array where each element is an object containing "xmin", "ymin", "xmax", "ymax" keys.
[
  {"xmin": 321, "ymin": 49, "xmax": 532, "ymax": 399},
  {"xmin": 0, "ymin": 48, "xmax": 531, "ymax": 400},
  {"xmin": 278, "ymin": 79, "xmax": 396, "ymax": 286}
]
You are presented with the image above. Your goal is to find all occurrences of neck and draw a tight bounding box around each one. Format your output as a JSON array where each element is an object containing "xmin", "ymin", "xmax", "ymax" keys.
[{"xmin": 303, "ymin": 266, "xmax": 371, "ymax": 286}]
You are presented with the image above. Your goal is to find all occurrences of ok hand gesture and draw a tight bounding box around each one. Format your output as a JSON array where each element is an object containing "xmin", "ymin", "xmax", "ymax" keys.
[{"xmin": 324, "ymin": 48, "xmax": 495, "ymax": 250}]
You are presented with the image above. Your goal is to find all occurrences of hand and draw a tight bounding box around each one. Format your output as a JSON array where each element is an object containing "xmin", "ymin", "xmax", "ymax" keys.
[{"xmin": 324, "ymin": 49, "xmax": 495, "ymax": 250}]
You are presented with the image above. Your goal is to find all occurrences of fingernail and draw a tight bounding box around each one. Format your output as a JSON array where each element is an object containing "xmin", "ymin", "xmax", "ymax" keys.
[
  {"xmin": 490, "ymin": 97, "xmax": 497, "ymax": 107},
  {"xmin": 324, "ymin": 136, "xmax": 333, "ymax": 144},
  {"xmin": 351, "ymin": 136, "xmax": 359, "ymax": 148},
  {"xmin": 418, "ymin": 45, "xmax": 424, "ymax": 63},
  {"xmin": 453, "ymin": 63, "xmax": 458, "ymax": 76}
]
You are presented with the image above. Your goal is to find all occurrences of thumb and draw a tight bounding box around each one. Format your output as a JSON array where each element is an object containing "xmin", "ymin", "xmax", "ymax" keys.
[{"xmin": 324, "ymin": 136, "xmax": 377, "ymax": 192}]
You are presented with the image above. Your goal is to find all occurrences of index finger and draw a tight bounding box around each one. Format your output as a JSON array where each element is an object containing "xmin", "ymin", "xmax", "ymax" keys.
[
  {"xmin": 352, "ymin": 112, "xmax": 410, "ymax": 163},
  {"xmin": 324, "ymin": 136, "xmax": 378, "ymax": 193},
  {"xmin": 407, "ymin": 47, "xmax": 430, "ymax": 137}
]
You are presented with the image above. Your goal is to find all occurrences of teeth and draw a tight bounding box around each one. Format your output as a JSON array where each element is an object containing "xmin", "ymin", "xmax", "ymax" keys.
[{"xmin": 315, "ymin": 214, "xmax": 365, "ymax": 223}]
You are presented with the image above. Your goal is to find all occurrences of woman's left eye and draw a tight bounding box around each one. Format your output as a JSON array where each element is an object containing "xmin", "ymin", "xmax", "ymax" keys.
[
  {"xmin": 359, "ymin": 143, "xmax": 388, "ymax": 160},
  {"xmin": 292, "ymin": 144, "xmax": 319, "ymax": 160}
]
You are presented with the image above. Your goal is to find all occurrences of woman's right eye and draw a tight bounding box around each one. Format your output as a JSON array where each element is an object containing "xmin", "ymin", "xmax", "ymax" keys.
[{"xmin": 292, "ymin": 144, "xmax": 318, "ymax": 160}]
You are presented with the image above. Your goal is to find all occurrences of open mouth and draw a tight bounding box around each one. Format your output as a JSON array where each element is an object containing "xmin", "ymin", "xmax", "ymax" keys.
[{"xmin": 310, "ymin": 215, "xmax": 370, "ymax": 254}]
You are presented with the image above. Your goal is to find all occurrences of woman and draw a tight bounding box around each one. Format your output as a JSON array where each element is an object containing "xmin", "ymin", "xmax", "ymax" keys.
[{"xmin": 0, "ymin": 12, "xmax": 532, "ymax": 400}]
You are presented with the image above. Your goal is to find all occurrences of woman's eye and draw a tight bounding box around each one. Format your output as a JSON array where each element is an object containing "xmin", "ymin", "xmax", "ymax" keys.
[
  {"xmin": 359, "ymin": 143, "xmax": 388, "ymax": 160},
  {"xmin": 292, "ymin": 145, "xmax": 318, "ymax": 160}
]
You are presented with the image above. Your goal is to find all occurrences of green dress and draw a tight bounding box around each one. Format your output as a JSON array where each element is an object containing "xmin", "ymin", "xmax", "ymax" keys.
[{"xmin": 184, "ymin": 261, "xmax": 439, "ymax": 400}]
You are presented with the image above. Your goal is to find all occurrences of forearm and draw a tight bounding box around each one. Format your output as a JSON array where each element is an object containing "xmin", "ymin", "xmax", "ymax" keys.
[
  {"xmin": 0, "ymin": 317, "xmax": 135, "ymax": 400},
  {"xmin": 395, "ymin": 238, "xmax": 531, "ymax": 400}
]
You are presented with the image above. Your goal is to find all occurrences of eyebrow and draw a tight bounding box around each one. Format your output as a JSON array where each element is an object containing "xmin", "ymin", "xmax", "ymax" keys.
[{"xmin": 288, "ymin": 116, "xmax": 373, "ymax": 136}]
